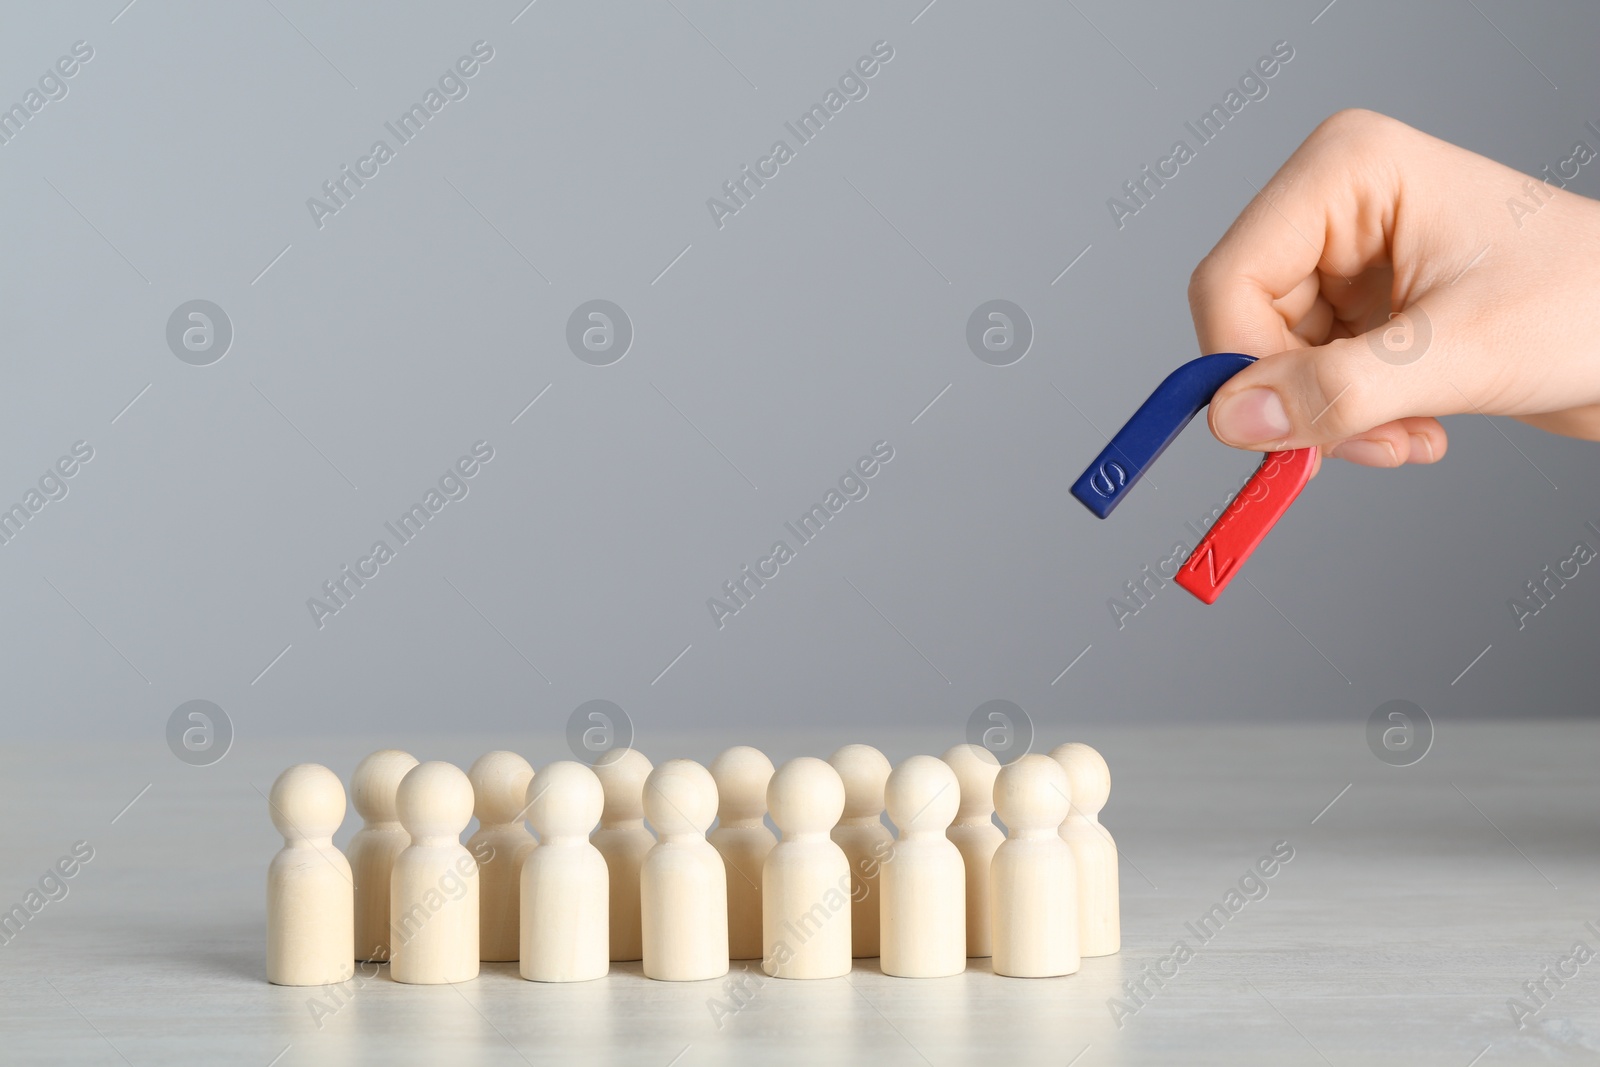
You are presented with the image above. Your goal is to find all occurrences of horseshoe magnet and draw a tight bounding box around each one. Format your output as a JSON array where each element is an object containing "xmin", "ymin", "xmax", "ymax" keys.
[{"xmin": 1070, "ymin": 352, "xmax": 1314, "ymax": 604}]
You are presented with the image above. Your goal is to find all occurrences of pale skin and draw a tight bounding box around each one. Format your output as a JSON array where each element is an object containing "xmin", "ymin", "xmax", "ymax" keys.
[{"xmin": 1193, "ymin": 109, "xmax": 1600, "ymax": 472}]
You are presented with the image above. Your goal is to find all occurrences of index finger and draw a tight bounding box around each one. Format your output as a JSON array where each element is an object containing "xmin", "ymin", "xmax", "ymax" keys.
[{"xmin": 1187, "ymin": 109, "xmax": 1405, "ymax": 357}]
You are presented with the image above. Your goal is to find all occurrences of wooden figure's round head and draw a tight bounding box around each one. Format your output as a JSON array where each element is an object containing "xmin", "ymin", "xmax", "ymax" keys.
[
  {"xmin": 1049, "ymin": 742, "xmax": 1110, "ymax": 817},
  {"xmin": 827, "ymin": 744, "xmax": 891, "ymax": 819},
  {"xmin": 709, "ymin": 746, "xmax": 775, "ymax": 823},
  {"xmin": 591, "ymin": 748, "xmax": 653, "ymax": 822},
  {"xmin": 941, "ymin": 743, "xmax": 1001, "ymax": 820},
  {"xmin": 642, "ymin": 759, "xmax": 717, "ymax": 836},
  {"xmin": 527, "ymin": 761, "xmax": 604, "ymax": 839},
  {"xmin": 269, "ymin": 763, "xmax": 346, "ymax": 841},
  {"xmin": 468, "ymin": 750, "xmax": 536, "ymax": 825},
  {"xmin": 885, "ymin": 755, "xmax": 959, "ymax": 834},
  {"xmin": 396, "ymin": 761, "xmax": 474, "ymax": 839},
  {"xmin": 350, "ymin": 749, "xmax": 418, "ymax": 823},
  {"xmin": 768, "ymin": 756, "xmax": 845, "ymax": 836},
  {"xmin": 993, "ymin": 754, "xmax": 1070, "ymax": 833}
]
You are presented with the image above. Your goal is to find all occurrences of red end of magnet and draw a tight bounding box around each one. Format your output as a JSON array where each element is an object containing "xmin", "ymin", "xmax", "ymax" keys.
[{"xmin": 1175, "ymin": 447, "xmax": 1316, "ymax": 604}]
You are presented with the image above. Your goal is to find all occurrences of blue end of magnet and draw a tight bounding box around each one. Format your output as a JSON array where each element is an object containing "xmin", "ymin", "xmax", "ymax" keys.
[{"xmin": 1070, "ymin": 352, "xmax": 1257, "ymax": 519}]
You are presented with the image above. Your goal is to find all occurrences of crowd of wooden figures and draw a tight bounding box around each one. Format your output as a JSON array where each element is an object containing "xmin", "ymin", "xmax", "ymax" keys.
[{"xmin": 265, "ymin": 742, "xmax": 1120, "ymax": 985}]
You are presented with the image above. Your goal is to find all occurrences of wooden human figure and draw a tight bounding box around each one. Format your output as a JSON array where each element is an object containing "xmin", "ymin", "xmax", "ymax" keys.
[
  {"xmin": 267, "ymin": 764, "xmax": 354, "ymax": 986},
  {"xmin": 708, "ymin": 746, "xmax": 777, "ymax": 961},
  {"xmin": 991, "ymin": 754, "xmax": 1079, "ymax": 978},
  {"xmin": 390, "ymin": 761, "xmax": 479, "ymax": 984},
  {"xmin": 1050, "ymin": 742, "xmax": 1121, "ymax": 957},
  {"xmin": 827, "ymin": 744, "xmax": 892, "ymax": 958},
  {"xmin": 942, "ymin": 743, "xmax": 1003, "ymax": 958},
  {"xmin": 521, "ymin": 761, "xmax": 608, "ymax": 982},
  {"xmin": 880, "ymin": 755, "xmax": 965, "ymax": 977},
  {"xmin": 640, "ymin": 759, "xmax": 728, "ymax": 981},
  {"xmin": 466, "ymin": 750, "xmax": 537, "ymax": 962},
  {"xmin": 590, "ymin": 748, "xmax": 655, "ymax": 962},
  {"xmin": 764, "ymin": 757, "xmax": 851, "ymax": 980},
  {"xmin": 345, "ymin": 749, "xmax": 418, "ymax": 963}
]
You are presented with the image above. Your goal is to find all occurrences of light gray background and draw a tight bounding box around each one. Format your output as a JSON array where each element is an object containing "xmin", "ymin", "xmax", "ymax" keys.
[
  {"xmin": 2, "ymin": 0, "xmax": 1598, "ymax": 753},
  {"xmin": 5, "ymin": 5, "xmax": 1600, "ymax": 1065}
]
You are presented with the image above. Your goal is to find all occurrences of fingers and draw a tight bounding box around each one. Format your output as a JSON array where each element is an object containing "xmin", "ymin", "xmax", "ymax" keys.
[
  {"xmin": 1188, "ymin": 110, "xmax": 1467, "ymax": 453},
  {"xmin": 1207, "ymin": 328, "xmax": 1467, "ymax": 449},
  {"xmin": 1189, "ymin": 109, "xmax": 1407, "ymax": 357},
  {"xmin": 1325, "ymin": 417, "xmax": 1449, "ymax": 467}
]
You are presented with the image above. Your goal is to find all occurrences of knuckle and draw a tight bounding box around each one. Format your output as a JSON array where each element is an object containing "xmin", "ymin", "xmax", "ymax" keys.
[
  {"xmin": 1187, "ymin": 253, "xmax": 1222, "ymax": 307},
  {"xmin": 1316, "ymin": 108, "xmax": 1381, "ymax": 139},
  {"xmin": 1311, "ymin": 108, "xmax": 1407, "ymax": 152}
]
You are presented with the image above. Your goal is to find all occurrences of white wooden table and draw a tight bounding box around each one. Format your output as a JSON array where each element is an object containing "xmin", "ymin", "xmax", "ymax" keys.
[{"xmin": 2, "ymin": 720, "xmax": 1593, "ymax": 1065}]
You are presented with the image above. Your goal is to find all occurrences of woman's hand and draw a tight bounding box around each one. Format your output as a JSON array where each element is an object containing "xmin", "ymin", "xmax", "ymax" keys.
[{"xmin": 1190, "ymin": 108, "xmax": 1600, "ymax": 468}]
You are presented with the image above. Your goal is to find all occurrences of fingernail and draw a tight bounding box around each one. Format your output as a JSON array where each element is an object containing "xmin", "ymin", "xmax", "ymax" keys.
[
  {"xmin": 1408, "ymin": 433, "xmax": 1435, "ymax": 463},
  {"xmin": 1213, "ymin": 388, "xmax": 1291, "ymax": 446},
  {"xmin": 1328, "ymin": 439, "xmax": 1399, "ymax": 467}
]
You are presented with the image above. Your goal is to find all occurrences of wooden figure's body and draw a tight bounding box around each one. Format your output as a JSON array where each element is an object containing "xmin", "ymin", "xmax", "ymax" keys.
[
  {"xmin": 827, "ymin": 745, "xmax": 892, "ymax": 958},
  {"xmin": 640, "ymin": 759, "xmax": 728, "ymax": 981},
  {"xmin": 764, "ymin": 757, "xmax": 852, "ymax": 980},
  {"xmin": 942, "ymin": 743, "xmax": 1003, "ymax": 958},
  {"xmin": 345, "ymin": 749, "xmax": 418, "ymax": 963},
  {"xmin": 590, "ymin": 748, "xmax": 655, "ymax": 962},
  {"xmin": 708, "ymin": 746, "xmax": 777, "ymax": 961},
  {"xmin": 390, "ymin": 762, "xmax": 479, "ymax": 984},
  {"xmin": 991, "ymin": 755, "xmax": 1079, "ymax": 978},
  {"xmin": 267, "ymin": 763, "xmax": 354, "ymax": 986},
  {"xmin": 521, "ymin": 761, "xmax": 608, "ymax": 982},
  {"xmin": 1051, "ymin": 742, "xmax": 1121, "ymax": 957},
  {"xmin": 880, "ymin": 755, "xmax": 965, "ymax": 977},
  {"xmin": 467, "ymin": 751, "xmax": 537, "ymax": 962}
]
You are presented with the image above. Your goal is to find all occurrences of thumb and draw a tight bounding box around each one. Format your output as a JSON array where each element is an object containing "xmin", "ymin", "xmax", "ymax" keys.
[{"xmin": 1208, "ymin": 308, "xmax": 1458, "ymax": 450}]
